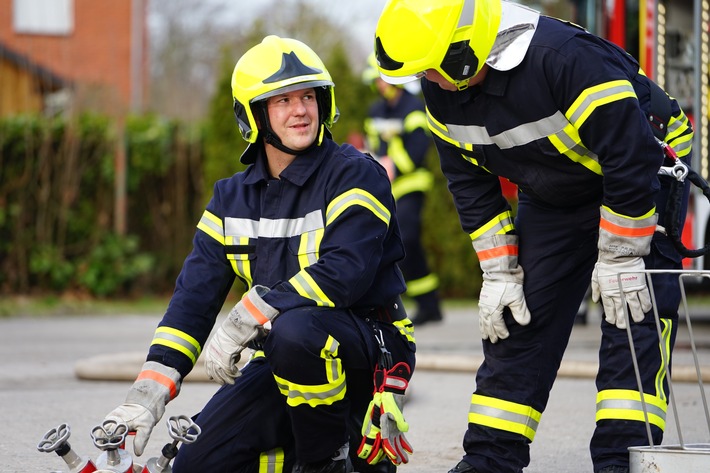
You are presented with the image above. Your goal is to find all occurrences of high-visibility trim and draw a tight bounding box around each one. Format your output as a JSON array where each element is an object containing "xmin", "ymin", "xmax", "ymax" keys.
[
  {"xmin": 259, "ymin": 448, "xmax": 284, "ymax": 473},
  {"xmin": 392, "ymin": 169, "xmax": 434, "ymax": 200},
  {"xmin": 655, "ymin": 319, "xmax": 672, "ymax": 403},
  {"xmin": 136, "ymin": 368, "xmax": 178, "ymax": 400},
  {"xmin": 388, "ymin": 136, "xmax": 416, "ymax": 175},
  {"xmin": 548, "ymin": 122, "xmax": 602, "ymax": 175},
  {"xmin": 326, "ymin": 189, "xmax": 390, "ymax": 226},
  {"xmin": 225, "ymin": 210, "xmax": 323, "ymax": 239},
  {"xmin": 197, "ymin": 210, "xmax": 224, "ymax": 245},
  {"xmin": 273, "ymin": 336, "xmax": 346, "ymax": 407},
  {"xmin": 469, "ymin": 210, "xmax": 515, "ymax": 241},
  {"xmin": 241, "ymin": 293, "xmax": 270, "ymax": 325},
  {"xmin": 150, "ymin": 327, "xmax": 201, "ymax": 365},
  {"xmin": 405, "ymin": 273, "xmax": 439, "ymax": 297},
  {"xmin": 600, "ymin": 218, "xmax": 656, "ymax": 238},
  {"xmin": 596, "ymin": 389, "xmax": 667, "ymax": 430},
  {"xmin": 403, "ymin": 109, "xmax": 428, "ymax": 133},
  {"xmin": 476, "ymin": 245, "xmax": 518, "ymax": 261},
  {"xmin": 226, "ymin": 235, "xmax": 253, "ymax": 285},
  {"xmin": 602, "ymin": 205, "xmax": 656, "ymax": 220},
  {"xmin": 289, "ymin": 270, "xmax": 335, "ymax": 307},
  {"xmin": 426, "ymin": 108, "xmax": 461, "ymax": 148},
  {"xmin": 468, "ymin": 394, "xmax": 541, "ymax": 442},
  {"xmin": 393, "ymin": 318, "xmax": 415, "ymax": 343},
  {"xmin": 566, "ymin": 80, "xmax": 637, "ymax": 129},
  {"xmin": 297, "ymin": 229, "xmax": 323, "ymax": 269}
]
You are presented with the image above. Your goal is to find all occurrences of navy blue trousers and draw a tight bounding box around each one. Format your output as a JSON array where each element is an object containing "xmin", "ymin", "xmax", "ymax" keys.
[
  {"xmin": 173, "ymin": 307, "xmax": 414, "ymax": 473},
  {"xmin": 462, "ymin": 175, "xmax": 688, "ymax": 473}
]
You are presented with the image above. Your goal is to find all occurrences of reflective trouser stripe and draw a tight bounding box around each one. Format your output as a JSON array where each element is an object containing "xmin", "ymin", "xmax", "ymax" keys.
[
  {"xmin": 259, "ymin": 448, "xmax": 285, "ymax": 473},
  {"xmin": 468, "ymin": 394, "xmax": 541, "ymax": 442},
  {"xmin": 596, "ymin": 389, "xmax": 668, "ymax": 431}
]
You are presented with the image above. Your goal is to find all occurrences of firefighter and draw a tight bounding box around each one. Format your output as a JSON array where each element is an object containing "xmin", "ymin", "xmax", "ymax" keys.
[
  {"xmin": 102, "ymin": 36, "xmax": 415, "ymax": 473},
  {"xmin": 374, "ymin": 1, "xmax": 692, "ymax": 473},
  {"xmin": 362, "ymin": 53, "xmax": 443, "ymax": 326}
]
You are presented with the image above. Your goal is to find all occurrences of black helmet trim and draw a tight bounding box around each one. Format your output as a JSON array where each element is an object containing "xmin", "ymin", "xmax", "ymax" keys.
[
  {"xmin": 375, "ymin": 36, "xmax": 404, "ymax": 72},
  {"xmin": 252, "ymin": 80, "xmax": 333, "ymax": 103},
  {"xmin": 264, "ymin": 51, "xmax": 323, "ymax": 84}
]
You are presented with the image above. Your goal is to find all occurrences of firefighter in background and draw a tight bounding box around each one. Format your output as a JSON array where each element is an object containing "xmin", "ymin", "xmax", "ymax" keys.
[
  {"xmin": 375, "ymin": 1, "xmax": 692, "ymax": 472},
  {"xmin": 362, "ymin": 54, "xmax": 443, "ymax": 326},
  {"xmin": 101, "ymin": 36, "xmax": 415, "ymax": 473}
]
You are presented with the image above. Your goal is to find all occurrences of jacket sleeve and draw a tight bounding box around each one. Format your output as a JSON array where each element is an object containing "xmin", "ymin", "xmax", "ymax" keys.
[
  {"xmin": 263, "ymin": 152, "xmax": 403, "ymax": 311},
  {"xmin": 146, "ymin": 184, "xmax": 236, "ymax": 378},
  {"xmin": 547, "ymin": 38, "xmax": 666, "ymax": 218}
]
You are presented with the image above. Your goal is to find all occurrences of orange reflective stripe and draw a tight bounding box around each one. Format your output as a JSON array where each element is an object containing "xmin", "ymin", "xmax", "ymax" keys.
[
  {"xmin": 476, "ymin": 244, "xmax": 518, "ymax": 261},
  {"xmin": 600, "ymin": 218, "xmax": 656, "ymax": 238},
  {"xmin": 137, "ymin": 369, "xmax": 177, "ymax": 399},
  {"xmin": 242, "ymin": 295, "xmax": 270, "ymax": 325}
]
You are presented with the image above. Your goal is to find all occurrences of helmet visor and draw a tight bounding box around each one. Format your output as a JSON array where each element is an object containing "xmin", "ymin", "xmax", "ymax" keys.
[
  {"xmin": 252, "ymin": 79, "xmax": 333, "ymax": 103},
  {"xmin": 379, "ymin": 70, "xmax": 426, "ymax": 85}
]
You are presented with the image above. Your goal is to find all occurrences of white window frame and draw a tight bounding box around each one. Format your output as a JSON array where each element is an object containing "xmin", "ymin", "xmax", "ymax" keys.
[{"xmin": 13, "ymin": 0, "xmax": 74, "ymax": 36}]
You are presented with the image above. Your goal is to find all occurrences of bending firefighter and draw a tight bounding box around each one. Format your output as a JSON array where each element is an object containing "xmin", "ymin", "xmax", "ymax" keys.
[
  {"xmin": 362, "ymin": 54, "xmax": 443, "ymax": 326},
  {"xmin": 375, "ymin": 1, "xmax": 692, "ymax": 473},
  {"xmin": 102, "ymin": 36, "xmax": 416, "ymax": 473}
]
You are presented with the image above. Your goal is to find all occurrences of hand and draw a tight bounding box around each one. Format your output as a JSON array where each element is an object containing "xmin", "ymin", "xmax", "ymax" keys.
[
  {"xmin": 204, "ymin": 285, "xmax": 278, "ymax": 385},
  {"xmin": 204, "ymin": 325, "xmax": 244, "ymax": 385},
  {"xmin": 478, "ymin": 278, "xmax": 531, "ymax": 343},
  {"xmin": 357, "ymin": 362, "xmax": 413, "ymax": 466},
  {"xmin": 591, "ymin": 258, "xmax": 651, "ymax": 329},
  {"xmin": 593, "ymin": 206, "xmax": 656, "ymax": 329},
  {"xmin": 103, "ymin": 361, "xmax": 181, "ymax": 456},
  {"xmin": 473, "ymin": 234, "xmax": 531, "ymax": 343}
]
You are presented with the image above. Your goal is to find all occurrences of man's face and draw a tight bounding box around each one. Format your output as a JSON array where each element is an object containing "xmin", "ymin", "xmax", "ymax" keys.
[{"xmin": 266, "ymin": 88, "xmax": 319, "ymax": 151}]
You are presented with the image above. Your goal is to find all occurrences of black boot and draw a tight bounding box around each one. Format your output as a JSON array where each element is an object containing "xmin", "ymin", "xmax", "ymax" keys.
[
  {"xmin": 448, "ymin": 460, "xmax": 478, "ymax": 473},
  {"xmin": 292, "ymin": 443, "xmax": 352, "ymax": 473}
]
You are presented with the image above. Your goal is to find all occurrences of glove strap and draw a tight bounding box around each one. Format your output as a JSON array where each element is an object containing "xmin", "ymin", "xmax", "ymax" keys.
[{"xmin": 598, "ymin": 206, "xmax": 657, "ymax": 262}]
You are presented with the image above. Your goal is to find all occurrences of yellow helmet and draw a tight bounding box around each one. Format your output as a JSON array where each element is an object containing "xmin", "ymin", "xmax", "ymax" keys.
[
  {"xmin": 231, "ymin": 35, "xmax": 337, "ymax": 144},
  {"xmin": 374, "ymin": 0, "xmax": 502, "ymax": 90}
]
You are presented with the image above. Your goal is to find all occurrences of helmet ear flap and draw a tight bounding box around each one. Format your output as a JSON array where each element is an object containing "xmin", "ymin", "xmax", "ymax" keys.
[{"xmin": 440, "ymin": 39, "xmax": 479, "ymax": 81}]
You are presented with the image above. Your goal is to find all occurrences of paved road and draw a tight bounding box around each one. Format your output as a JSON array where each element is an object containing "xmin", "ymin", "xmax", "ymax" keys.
[{"xmin": 2, "ymin": 305, "xmax": 709, "ymax": 472}]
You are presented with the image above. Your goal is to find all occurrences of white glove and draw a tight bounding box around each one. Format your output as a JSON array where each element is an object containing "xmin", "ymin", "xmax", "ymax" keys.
[
  {"xmin": 591, "ymin": 258, "xmax": 651, "ymax": 329},
  {"xmin": 592, "ymin": 206, "xmax": 657, "ymax": 329},
  {"xmin": 204, "ymin": 326, "xmax": 244, "ymax": 385},
  {"xmin": 473, "ymin": 233, "xmax": 531, "ymax": 343},
  {"xmin": 478, "ymin": 277, "xmax": 531, "ymax": 343},
  {"xmin": 204, "ymin": 285, "xmax": 278, "ymax": 385},
  {"xmin": 104, "ymin": 361, "xmax": 181, "ymax": 456}
]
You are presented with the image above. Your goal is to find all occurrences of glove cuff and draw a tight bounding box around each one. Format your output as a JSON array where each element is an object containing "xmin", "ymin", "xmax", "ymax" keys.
[
  {"xmin": 229, "ymin": 285, "xmax": 279, "ymax": 327},
  {"xmin": 598, "ymin": 206, "xmax": 657, "ymax": 263},
  {"xmin": 472, "ymin": 234, "xmax": 522, "ymax": 281},
  {"xmin": 126, "ymin": 361, "xmax": 181, "ymax": 420}
]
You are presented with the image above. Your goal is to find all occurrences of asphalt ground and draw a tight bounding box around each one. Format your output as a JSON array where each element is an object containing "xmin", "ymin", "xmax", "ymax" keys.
[{"xmin": 2, "ymin": 302, "xmax": 710, "ymax": 472}]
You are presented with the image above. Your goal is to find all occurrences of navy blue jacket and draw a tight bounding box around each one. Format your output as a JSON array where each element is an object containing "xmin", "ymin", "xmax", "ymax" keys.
[{"xmin": 147, "ymin": 139, "xmax": 406, "ymax": 377}]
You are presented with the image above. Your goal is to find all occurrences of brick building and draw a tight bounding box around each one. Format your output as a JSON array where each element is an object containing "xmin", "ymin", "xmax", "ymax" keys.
[{"xmin": 0, "ymin": 0, "xmax": 148, "ymax": 117}]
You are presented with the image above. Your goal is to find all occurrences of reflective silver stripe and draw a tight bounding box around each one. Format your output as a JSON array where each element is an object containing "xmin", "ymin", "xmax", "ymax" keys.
[
  {"xmin": 567, "ymin": 81, "xmax": 636, "ymax": 127},
  {"xmin": 446, "ymin": 112, "xmax": 568, "ymax": 149},
  {"xmin": 596, "ymin": 398, "xmax": 667, "ymax": 421},
  {"xmin": 259, "ymin": 448, "xmax": 284, "ymax": 473},
  {"xmin": 224, "ymin": 210, "xmax": 324, "ymax": 239}
]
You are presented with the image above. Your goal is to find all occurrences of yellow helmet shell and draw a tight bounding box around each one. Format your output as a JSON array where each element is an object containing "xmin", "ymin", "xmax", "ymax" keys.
[
  {"xmin": 375, "ymin": 0, "xmax": 502, "ymax": 88},
  {"xmin": 231, "ymin": 35, "xmax": 337, "ymax": 143}
]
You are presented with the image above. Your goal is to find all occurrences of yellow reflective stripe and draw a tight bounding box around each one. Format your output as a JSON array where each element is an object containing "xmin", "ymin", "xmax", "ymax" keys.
[
  {"xmin": 273, "ymin": 336, "xmax": 346, "ymax": 407},
  {"xmin": 289, "ymin": 270, "xmax": 334, "ymax": 307},
  {"xmin": 226, "ymin": 235, "xmax": 253, "ymax": 285},
  {"xmin": 405, "ymin": 273, "xmax": 439, "ymax": 297},
  {"xmin": 388, "ymin": 135, "xmax": 416, "ymax": 174},
  {"xmin": 548, "ymin": 123, "xmax": 603, "ymax": 175},
  {"xmin": 404, "ymin": 109, "xmax": 428, "ymax": 133},
  {"xmin": 196, "ymin": 210, "xmax": 224, "ymax": 245},
  {"xmin": 393, "ymin": 318, "xmax": 416, "ymax": 343},
  {"xmin": 655, "ymin": 319, "xmax": 672, "ymax": 403},
  {"xmin": 601, "ymin": 205, "xmax": 656, "ymax": 220},
  {"xmin": 427, "ymin": 109, "xmax": 474, "ymax": 151},
  {"xmin": 596, "ymin": 389, "xmax": 667, "ymax": 430},
  {"xmin": 297, "ymin": 229, "xmax": 323, "ymax": 270},
  {"xmin": 469, "ymin": 210, "xmax": 515, "ymax": 241},
  {"xmin": 468, "ymin": 394, "xmax": 541, "ymax": 441},
  {"xmin": 392, "ymin": 169, "xmax": 434, "ymax": 200},
  {"xmin": 251, "ymin": 349, "xmax": 265, "ymax": 360},
  {"xmin": 259, "ymin": 448, "xmax": 284, "ymax": 473},
  {"xmin": 150, "ymin": 327, "xmax": 202, "ymax": 365},
  {"xmin": 566, "ymin": 80, "xmax": 637, "ymax": 129},
  {"xmin": 326, "ymin": 189, "xmax": 390, "ymax": 226}
]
